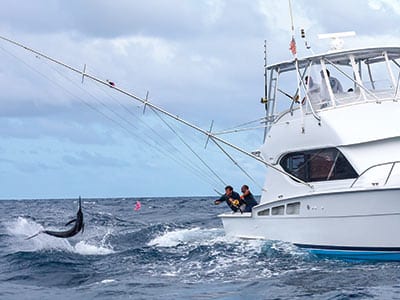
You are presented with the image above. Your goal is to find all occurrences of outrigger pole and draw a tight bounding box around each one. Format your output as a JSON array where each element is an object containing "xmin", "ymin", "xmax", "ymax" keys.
[{"xmin": 0, "ymin": 35, "xmax": 313, "ymax": 188}]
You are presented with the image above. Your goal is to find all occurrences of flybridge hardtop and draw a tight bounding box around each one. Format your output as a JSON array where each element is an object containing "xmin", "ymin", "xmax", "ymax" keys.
[{"xmin": 267, "ymin": 47, "xmax": 400, "ymax": 72}]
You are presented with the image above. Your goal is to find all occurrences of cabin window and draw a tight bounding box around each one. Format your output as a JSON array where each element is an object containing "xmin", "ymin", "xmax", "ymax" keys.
[
  {"xmin": 271, "ymin": 205, "xmax": 285, "ymax": 215},
  {"xmin": 280, "ymin": 148, "xmax": 357, "ymax": 182},
  {"xmin": 286, "ymin": 202, "xmax": 300, "ymax": 215},
  {"xmin": 257, "ymin": 208, "xmax": 270, "ymax": 216}
]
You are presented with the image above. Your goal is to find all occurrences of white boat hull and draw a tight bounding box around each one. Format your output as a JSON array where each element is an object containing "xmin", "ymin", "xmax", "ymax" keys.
[{"xmin": 220, "ymin": 188, "xmax": 400, "ymax": 260}]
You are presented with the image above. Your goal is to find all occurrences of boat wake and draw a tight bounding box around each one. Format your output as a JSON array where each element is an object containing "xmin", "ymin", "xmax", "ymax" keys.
[
  {"xmin": 144, "ymin": 226, "xmax": 311, "ymax": 282},
  {"xmin": 4, "ymin": 217, "xmax": 114, "ymax": 256},
  {"xmin": 147, "ymin": 227, "xmax": 225, "ymax": 247}
]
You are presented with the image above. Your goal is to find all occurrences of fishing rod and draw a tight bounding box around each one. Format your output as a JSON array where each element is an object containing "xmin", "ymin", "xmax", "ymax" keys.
[{"xmin": 0, "ymin": 35, "xmax": 313, "ymax": 188}]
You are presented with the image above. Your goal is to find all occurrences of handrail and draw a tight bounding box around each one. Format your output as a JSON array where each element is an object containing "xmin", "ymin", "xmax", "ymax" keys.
[
  {"xmin": 269, "ymin": 92, "xmax": 398, "ymax": 128},
  {"xmin": 350, "ymin": 161, "xmax": 400, "ymax": 188}
]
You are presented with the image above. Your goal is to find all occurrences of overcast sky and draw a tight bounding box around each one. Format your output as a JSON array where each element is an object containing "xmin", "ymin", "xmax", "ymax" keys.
[{"xmin": 0, "ymin": 0, "xmax": 399, "ymax": 199}]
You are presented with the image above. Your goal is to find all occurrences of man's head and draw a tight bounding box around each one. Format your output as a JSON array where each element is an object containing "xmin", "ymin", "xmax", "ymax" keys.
[
  {"xmin": 225, "ymin": 185, "xmax": 233, "ymax": 195},
  {"xmin": 241, "ymin": 185, "xmax": 249, "ymax": 193}
]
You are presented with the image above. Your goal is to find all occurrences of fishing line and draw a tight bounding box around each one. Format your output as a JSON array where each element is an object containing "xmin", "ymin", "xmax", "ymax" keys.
[
  {"xmin": 149, "ymin": 107, "xmax": 227, "ymax": 186},
  {"xmin": 91, "ymin": 81, "xmax": 225, "ymax": 187},
  {"xmin": 82, "ymin": 71, "xmax": 262, "ymax": 189},
  {"xmin": 0, "ymin": 44, "xmax": 138, "ymax": 136},
  {"xmin": 210, "ymin": 138, "xmax": 264, "ymax": 191},
  {"xmin": 0, "ymin": 46, "xmax": 221, "ymax": 189},
  {"xmin": 219, "ymin": 117, "xmax": 266, "ymax": 132},
  {"xmin": 81, "ymin": 64, "xmax": 231, "ymax": 188},
  {"xmin": 44, "ymin": 63, "xmax": 223, "ymax": 189},
  {"xmin": 73, "ymin": 63, "xmax": 225, "ymax": 187},
  {"xmin": 212, "ymin": 124, "xmax": 268, "ymax": 136}
]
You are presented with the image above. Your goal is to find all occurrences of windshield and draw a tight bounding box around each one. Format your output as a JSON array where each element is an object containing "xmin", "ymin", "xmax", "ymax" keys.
[{"xmin": 266, "ymin": 49, "xmax": 400, "ymax": 120}]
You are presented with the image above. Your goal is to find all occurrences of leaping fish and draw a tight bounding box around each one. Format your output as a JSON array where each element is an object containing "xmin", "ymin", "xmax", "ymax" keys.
[{"xmin": 26, "ymin": 197, "xmax": 85, "ymax": 240}]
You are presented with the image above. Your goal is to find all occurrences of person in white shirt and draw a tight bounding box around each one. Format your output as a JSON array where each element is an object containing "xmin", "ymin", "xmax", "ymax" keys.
[{"xmin": 320, "ymin": 69, "xmax": 343, "ymax": 93}]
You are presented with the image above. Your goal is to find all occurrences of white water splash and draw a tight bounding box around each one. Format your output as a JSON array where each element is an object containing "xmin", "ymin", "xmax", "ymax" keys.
[
  {"xmin": 5, "ymin": 217, "xmax": 72, "ymax": 251},
  {"xmin": 7, "ymin": 216, "xmax": 44, "ymax": 237},
  {"xmin": 5, "ymin": 217, "xmax": 114, "ymax": 255},
  {"xmin": 100, "ymin": 279, "xmax": 116, "ymax": 284},
  {"xmin": 147, "ymin": 227, "xmax": 269, "ymax": 252},
  {"xmin": 147, "ymin": 227, "xmax": 224, "ymax": 247},
  {"xmin": 74, "ymin": 241, "xmax": 114, "ymax": 255},
  {"xmin": 145, "ymin": 227, "xmax": 282, "ymax": 282}
]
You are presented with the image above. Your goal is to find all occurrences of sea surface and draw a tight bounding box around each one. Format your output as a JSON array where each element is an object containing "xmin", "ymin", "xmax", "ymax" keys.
[{"xmin": 2, "ymin": 197, "xmax": 400, "ymax": 299}]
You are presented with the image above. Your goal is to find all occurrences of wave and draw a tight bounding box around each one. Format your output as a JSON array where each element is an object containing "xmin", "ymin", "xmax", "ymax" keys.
[
  {"xmin": 74, "ymin": 241, "xmax": 114, "ymax": 255},
  {"xmin": 144, "ymin": 227, "xmax": 312, "ymax": 277},
  {"xmin": 4, "ymin": 217, "xmax": 115, "ymax": 256},
  {"xmin": 147, "ymin": 227, "xmax": 224, "ymax": 247},
  {"xmin": 146, "ymin": 227, "xmax": 298, "ymax": 255}
]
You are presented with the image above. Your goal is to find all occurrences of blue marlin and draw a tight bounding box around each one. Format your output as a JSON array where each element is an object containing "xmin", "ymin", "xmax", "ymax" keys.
[{"xmin": 26, "ymin": 197, "xmax": 84, "ymax": 239}]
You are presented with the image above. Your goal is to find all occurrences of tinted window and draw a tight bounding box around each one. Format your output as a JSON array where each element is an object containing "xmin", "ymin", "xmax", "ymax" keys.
[
  {"xmin": 257, "ymin": 208, "xmax": 270, "ymax": 216},
  {"xmin": 271, "ymin": 205, "xmax": 285, "ymax": 215},
  {"xmin": 280, "ymin": 148, "xmax": 357, "ymax": 182},
  {"xmin": 286, "ymin": 202, "xmax": 300, "ymax": 215}
]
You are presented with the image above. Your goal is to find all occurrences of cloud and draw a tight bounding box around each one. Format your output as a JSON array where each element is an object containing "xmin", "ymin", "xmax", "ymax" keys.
[
  {"xmin": 0, "ymin": 157, "xmax": 55, "ymax": 173},
  {"xmin": 369, "ymin": 0, "xmax": 400, "ymax": 14},
  {"xmin": 0, "ymin": 116, "xmax": 118, "ymax": 145},
  {"xmin": 301, "ymin": 0, "xmax": 400, "ymax": 36},
  {"xmin": 62, "ymin": 150, "xmax": 130, "ymax": 168},
  {"xmin": 0, "ymin": 0, "xmax": 233, "ymax": 39}
]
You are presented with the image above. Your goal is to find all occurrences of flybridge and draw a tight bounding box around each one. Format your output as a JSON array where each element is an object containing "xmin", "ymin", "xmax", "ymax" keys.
[{"xmin": 264, "ymin": 45, "xmax": 400, "ymax": 135}]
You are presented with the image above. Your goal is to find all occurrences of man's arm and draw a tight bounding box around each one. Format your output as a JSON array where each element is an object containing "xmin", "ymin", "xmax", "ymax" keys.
[{"xmin": 214, "ymin": 195, "xmax": 226, "ymax": 205}]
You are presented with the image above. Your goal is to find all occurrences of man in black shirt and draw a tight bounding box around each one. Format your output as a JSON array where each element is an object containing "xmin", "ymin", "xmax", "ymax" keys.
[
  {"xmin": 214, "ymin": 185, "xmax": 242, "ymax": 212},
  {"xmin": 240, "ymin": 185, "xmax": 258, "ymax": 212}
]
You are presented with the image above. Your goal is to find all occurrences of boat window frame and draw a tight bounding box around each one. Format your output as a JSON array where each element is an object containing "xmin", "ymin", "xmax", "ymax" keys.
[
  {"xmin": 279, "ymin": 147, "xmax": 358, "ymax": 183},
  {"xmin": 271, "ymin": 205, "xmax": 285, "ymax": 215},
  {"xmin": 257, "ymin": 208, "xmax": 270, "ymax": 216},
  {"xmin": 286, "ymin": 202, "xmax": 301, "ymax": 215}
]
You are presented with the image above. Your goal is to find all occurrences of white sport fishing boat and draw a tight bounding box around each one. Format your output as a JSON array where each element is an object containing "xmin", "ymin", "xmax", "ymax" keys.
[{"xmin": 220, "ymin": 33, "xmax": 400, "ymax": 260}]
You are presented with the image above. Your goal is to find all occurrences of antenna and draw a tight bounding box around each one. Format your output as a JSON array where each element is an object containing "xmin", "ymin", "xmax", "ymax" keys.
[
  {"xmin": 300, "ymin": 29, "xmax": 310, "ymax": 49},
  {"xmin": 300, "ymin": 28, "xmax": 315, "ymax": 55},
  {"xmin": 318, "ymin": 31, "xmax": 356, "ymax": 51},
  {"xmin": 261, "ymin": 40, "xmax": 268, "ymax": 105}
]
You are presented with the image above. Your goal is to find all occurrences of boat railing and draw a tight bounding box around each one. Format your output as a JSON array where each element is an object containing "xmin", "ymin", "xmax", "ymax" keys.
[
  {"xmin": 350, "ymin": 161, "xmax": 400, "ymax": 188},
  {"xmin": 305, "ymin": 88, "xmax": 397, "ymax": 113},
  {"xmin": 270, "ymin": 87, "xmax": 398, "ymax": 124},
  {"xmin": 268, "ymin": 87, "xmax": 398, "ymax": 127}
]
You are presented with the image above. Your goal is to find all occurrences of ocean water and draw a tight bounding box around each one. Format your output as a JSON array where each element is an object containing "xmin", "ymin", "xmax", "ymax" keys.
[{"xmin": 2, "ymin": 198, "xmax": 400, "ymax": 299}]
